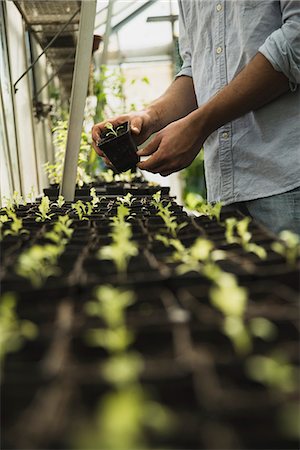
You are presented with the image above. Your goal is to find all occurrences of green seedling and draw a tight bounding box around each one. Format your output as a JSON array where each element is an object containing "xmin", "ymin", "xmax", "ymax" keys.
[
  {"xmin": 156, "ymin": 202, "xmax": 187, "ymax": 237},
  {"xmin": 0, "ymin": 292, "xmax": 37, "ymax": 365},
  {"xmin": 168, "ymin": 237, "xmax": 225, "ymax": 275},
  {"xmin": 90, "ymin": 188, "xmax": 101, "ymax": 209},
  {"xmin": 210, "ymin": 272, "xmax": 251, "ymax": 355},
  {"xmin": 117, "ymin": 193, "xmax": 134, "ymax": 207},
  {"xmin": 151, "ymin": 190, "xmax": 162, "ymax": 209},
  {"xmin": 245, "ymin": 353, "xmax": 298, "ymax": 393},
  {"xmin": 71, "ymin": 200, "xmax": 92, "ymax": 220},
  {"xmin": 271, "ymin": 230, "xmax": 300, "ymax": 266},
  {"xmin": 73, "ymin": 384, "xmax": 174, "ymax": 450},
  {"xmin": 225, "ymin": 217, "xmax": 267, "ymax": 259},
  {"xmin": 36, "ymin": 196, "xmax": 54, "ymax": 222},
  {"xmin": 26, "ymin": 186, "xmax": 36, "ymax": 204},
  {"xmin": 53, "ymin": 195, "xmax": 65, "ymax": 208},
  {"xmin": 85, "ymin": 285, "xmax": 136, "ymax": 328},
  {"xmin": 101, "ymin": 169, "xmax": 115, "ymax": 183},
  {"xmin": 0, "ymin": 215, "xmax": 10, "ymax": 241},
  {"xmin": 114, "ymin": 170, "xmax": 139, "ymax": 183},
  {"xmin": 98, "ymin": 227, "xmax": 138, "ymax": 274},
  {"xmin": 86, "ymin": 327, "xmax": 134, "ymax": 354},
  {"xmin": 105, "ymin": 122, "xmax": 118, "ymax": 138},
  {"xmin": 101, "ymin": 352, "xmax": 144, "ymax": 386},
  {"xmin": 16, "ymin": 244, "xmax": 62, "ymax": 287},
  {"xmin": 2, "ymin": 211, "xmax": 28, "ymax": 238},
  {"xmin": 98, "ymin": 206, "xmax": 138, "ymax": 273},
  {"xmin": 185, "ymin": 192, "xmax": 222, "ymax": 222},
  {"xmin": 44, "ymin": 215, "xmax": 73, "ymax": 244}
]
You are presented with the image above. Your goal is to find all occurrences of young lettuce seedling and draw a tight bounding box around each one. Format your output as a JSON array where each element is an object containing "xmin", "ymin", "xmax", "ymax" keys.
[
  {"xmin": 116, "ymin": 193, "xmax": 134, "ymax": 207},
  {"xmin": 225, "ymin": 217, "xmax": 267, "ymax": 259},
  {"xmin": 36, "ymin": 196, "xmax": 54, "ymax": 222},
  {"xmin": 0, "ymin": 292, "xmax": 37, "ymax": 366},
  {"xmin": 2, "ymin": 211, "xmax": 28, "ymax": 238},
  {"xmin": 271, "ymin": 230, "xmax": 300, "ymax": 266},
  {"xmin": 71, "ymin": 200, "xmax": 93, "ymax": 220},
  {"xmin": 16, "ymin": 244, "xmax": 63, "ymax": 287},
  {"xmin": 85, "ymin": 285, "xmax": 135, "ymax": 328},
  {"xmin": 105, "ymin": 122, "xmax": 119, "ymax": 137},
  {"xmin": 185, "ymin": 192, "xmax": 222, "ymax": 222}
]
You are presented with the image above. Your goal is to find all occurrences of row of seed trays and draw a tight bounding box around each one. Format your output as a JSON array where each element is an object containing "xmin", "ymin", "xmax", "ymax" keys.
[{"xmin": 1, "ymin": 177, "xmax": 299, "ymax": 450}]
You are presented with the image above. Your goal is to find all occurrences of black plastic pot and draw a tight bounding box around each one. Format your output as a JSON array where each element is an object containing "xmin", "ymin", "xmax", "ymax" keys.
[{"xmin": 98, "ymin": 121, "xmax": 139, "ymax": 172}]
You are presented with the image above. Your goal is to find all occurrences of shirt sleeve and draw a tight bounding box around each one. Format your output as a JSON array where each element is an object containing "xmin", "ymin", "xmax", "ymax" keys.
[
  {"xmin": 258, "ymin": 0, "xmax": 300, "ymax": 90},
  {"xmin": 175, "ymin": 0, "xmax": 193, "ymax": 78}
]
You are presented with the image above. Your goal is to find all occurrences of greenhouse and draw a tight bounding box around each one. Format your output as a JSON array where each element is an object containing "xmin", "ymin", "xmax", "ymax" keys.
[{"xmin": 1, "ymin": 1, "xmax": 299, "ymax": 449}]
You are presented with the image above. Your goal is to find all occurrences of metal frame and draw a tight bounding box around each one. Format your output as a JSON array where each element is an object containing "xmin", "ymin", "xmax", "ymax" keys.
[{"xmin": 60, "ymin": 0, "xmax": 97, "ymax": 201}]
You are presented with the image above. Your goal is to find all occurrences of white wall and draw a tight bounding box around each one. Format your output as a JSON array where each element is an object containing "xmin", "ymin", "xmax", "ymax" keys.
[
  {"xmin": 0, "ymin": 1, "xmax": 54, "ymax": 203},
  {"xmin": 5, "ymin": 1, "xmax": 40, "ymax": 197}
]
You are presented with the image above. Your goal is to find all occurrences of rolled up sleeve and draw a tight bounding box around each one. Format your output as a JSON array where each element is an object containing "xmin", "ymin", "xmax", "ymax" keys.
[
  {"xmin": 258, "ymin": 0, "xmax": 300, "ymax": 89},
  {"xmin": 176, "ymin": 0, "xmax": 192, "ymax": 78}
]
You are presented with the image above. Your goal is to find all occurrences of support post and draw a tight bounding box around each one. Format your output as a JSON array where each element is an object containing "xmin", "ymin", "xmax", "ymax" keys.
[{"xmin": 60, "ymin": 0, "xmax": 97, "ymax": 201}]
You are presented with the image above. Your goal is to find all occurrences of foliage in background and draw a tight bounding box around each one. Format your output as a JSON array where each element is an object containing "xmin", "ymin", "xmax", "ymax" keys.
[
  {"xmin": 45, "ymin": 120, "xmax": 99, "ymax": 186},
  {"xmin": 45, "ymin": 65, "xmax": 150, "ymax": 186},
  {"xmin": 182, "ymin": 150, "xmax": 206, "ymax": 201}
]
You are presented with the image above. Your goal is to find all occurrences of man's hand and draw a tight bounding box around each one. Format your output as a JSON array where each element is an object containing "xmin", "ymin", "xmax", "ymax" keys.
[
  {"xmin": 91, "ymin": 110, "xmax": 157, "ymax": 166},
  {"xmin": 137, "ymin": 116, "xmax": 205, "ymax": 177}
]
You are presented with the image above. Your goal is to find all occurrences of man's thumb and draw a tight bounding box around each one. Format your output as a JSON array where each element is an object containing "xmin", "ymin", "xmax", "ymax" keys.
[{"xmin": 130, "ymin": 119, "xmax": 142, "ymax": 135}]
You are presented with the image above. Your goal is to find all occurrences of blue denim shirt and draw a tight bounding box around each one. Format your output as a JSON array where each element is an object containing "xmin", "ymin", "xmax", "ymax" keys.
[{"xmin": 176, "ymin": 0, "xmax": 300, "ymax": 205}]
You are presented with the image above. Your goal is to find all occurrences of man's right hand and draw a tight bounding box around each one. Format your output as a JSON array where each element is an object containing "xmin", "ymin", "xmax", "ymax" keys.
[{"xmin": 91, "ymin": 110, "xmax": 157, "ymax": 164}]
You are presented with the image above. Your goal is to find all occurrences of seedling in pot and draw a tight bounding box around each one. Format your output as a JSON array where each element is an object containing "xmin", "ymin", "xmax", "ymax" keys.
[
  {"xmin": 104, "ymin": 122, "xmax": 120, "ymax": 138},
  {"xmin": 98, "ymin": 121, "xmax": 139, "ymax": 173}
]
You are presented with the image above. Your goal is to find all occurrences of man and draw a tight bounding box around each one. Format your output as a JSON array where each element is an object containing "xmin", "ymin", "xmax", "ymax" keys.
[{"xmin": 92, "ymin": 1, "xmax": 300, "ymax": 235}]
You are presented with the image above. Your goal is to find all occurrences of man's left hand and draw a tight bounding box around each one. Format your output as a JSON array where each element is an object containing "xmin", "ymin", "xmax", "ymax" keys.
[{"xmin": 136, "ymin": 117, "xmax": 204, "ymax": 177}]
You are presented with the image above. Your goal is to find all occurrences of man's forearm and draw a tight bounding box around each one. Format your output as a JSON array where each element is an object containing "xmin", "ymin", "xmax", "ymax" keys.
[
  {"xmin": 190, "ymin": 52, "xmax": 290, "ymax": 137},
  {"xmin": 147, "ymin": 75, "xmax": 198, "ymax": 132}
]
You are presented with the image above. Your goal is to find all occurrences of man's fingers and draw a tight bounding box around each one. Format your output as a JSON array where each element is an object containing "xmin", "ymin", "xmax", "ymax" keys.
[
  {"xmin": 137, "ymin": 151, "xmax": 167, "ymax": 173},
  {"xmin": 130, "ymin": 117, "xmax": 142, "ymax": 135},
  {"xmin": 137, "ymin": 136, "xmax": 160, "ymax": 157}
]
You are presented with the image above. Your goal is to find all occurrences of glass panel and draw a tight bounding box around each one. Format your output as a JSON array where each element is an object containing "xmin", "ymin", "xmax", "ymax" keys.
[{"xmin": 0, "ymin": 2, "xmax": 21, "ymax": 200}]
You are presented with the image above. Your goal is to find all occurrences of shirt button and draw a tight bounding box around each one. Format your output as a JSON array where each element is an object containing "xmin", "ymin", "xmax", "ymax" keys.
[
  {"xmin": 216, "ymin": 46, "xmax": 223, "ymax": 54},
  {"xmin": 216, "ymin": 4, "xmax": 222, "ymax": 12},
  {"xmin": 222, "ymin": 131, "xmax": 229, "ymax": 139}
]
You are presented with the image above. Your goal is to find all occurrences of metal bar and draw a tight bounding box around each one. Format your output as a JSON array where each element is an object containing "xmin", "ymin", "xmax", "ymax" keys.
[
  {"xmin": 100, "ymin": 0, "xmax": 115, "ymax": 66},
  {"xmin": 111, "ymin": 0, "xmax": 157, "ymax": 33},
  {"xmin": 13, "ymin": 7, "xmax": 80, "ymax": 93},
  {"xmin": 60, "ymin": 0, "xmax": 97, "ymax": 201},
  {"xmin": 146, "ymin": 15, "xmax": 178, "ymax": 22},
  {"xmin": 34, "ymin": 52, "xmax": 75, "ymax": 98},
  {"xmin": 95, "ymin": 0, "xmax": 138, "ymax": 28}
]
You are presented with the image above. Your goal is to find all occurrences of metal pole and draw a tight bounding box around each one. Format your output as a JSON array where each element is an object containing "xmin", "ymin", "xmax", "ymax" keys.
[
  {"xmin": 60, "ymin": 0, "xmax": 97, "ymax": 201},
  {"xmin": 100, "ymin": 0, "xmax": 115, "ymax": 66}
]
